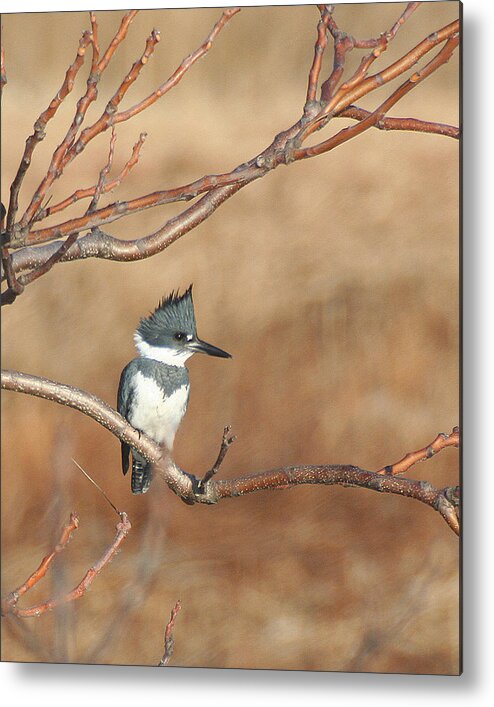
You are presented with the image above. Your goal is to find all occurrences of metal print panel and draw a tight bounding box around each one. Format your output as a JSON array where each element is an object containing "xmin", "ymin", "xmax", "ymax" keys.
[{"xmin": 1, "ymin": 1, "xmax": 461, "ymax": 674}]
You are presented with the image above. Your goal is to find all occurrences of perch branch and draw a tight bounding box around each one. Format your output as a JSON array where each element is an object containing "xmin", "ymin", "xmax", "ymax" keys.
[
  {"xmin": 158, "ymin": 600, "xmax": 182, "ymax": 666},
  {"xmin": 1, "ymin": 369, "xmax": 460, "ymax": 535},
  {"xmin": 2, "ymin": 512, "xmax": 131, "ymax": 618}
]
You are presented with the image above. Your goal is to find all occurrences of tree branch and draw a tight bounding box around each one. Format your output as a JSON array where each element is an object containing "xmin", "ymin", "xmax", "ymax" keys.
[
  {"xmin": 2, "ymin": 512, "xmax": 131, "ymax": 618},
  {"xmin": 339, "ymin": 106, "xmax": 459, "ymax": 139},
  {"xmin": 2, "ymin": 4, "xmax": 459, "ymax": 296},
  {"xmin": 1, "ymin": 369, "xmax": 460, "ymax": 535},
  {"xmin": 158, "ymin": 600, "xmax": 182, "ymax": 666}
]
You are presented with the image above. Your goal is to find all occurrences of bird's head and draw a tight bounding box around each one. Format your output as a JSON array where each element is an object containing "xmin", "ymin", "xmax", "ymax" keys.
[{"xmin": 134, "ymin": 285, "xmax": 232, "ymax": 365}]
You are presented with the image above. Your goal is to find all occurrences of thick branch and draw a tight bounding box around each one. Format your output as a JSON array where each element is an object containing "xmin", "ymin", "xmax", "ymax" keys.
[
  {"xmin": 211, "ymin": 466, "xmax": 459, "ymax": 535},
  {"xmin": 1, "ymin": 369, "xmax": 460, "ymax": 534},
  {"xmin": 4, "ymin": 7, "xmax": 459, "ymax": 287},
  {"xmin": 11, "ymin": 183, "xmax": 245, "ymax": 276}
]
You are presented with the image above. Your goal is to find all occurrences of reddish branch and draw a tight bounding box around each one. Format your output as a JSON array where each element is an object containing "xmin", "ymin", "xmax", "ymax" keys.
[
  {"xmin": 1, "ymin": 513, "xmax": 79, "ymax": 616},
  {"xmin": 2, "ymin": 512, "xmax": 131, "ymax": 618},
  {"xmin": 6, "ymin": 30, "xmax": 93, "ymax": 235},
  {"xmin": 1, "ymin": 44, "xmax": 7, "ymax": 91},
  {"xmin": 376, "ymin": 426, "xmax": 460, "ymax": 476},
  {"xmin": 34, "ymin": 132, "xmax": 147, "ymax": 222},
  {"xmin": 18, "ymin": 11, "xmax": 139, "ymax": 230},
  {"xmin": 158, "ymin": 600, "xmax": 182, "ymax": 666},
  {"xmin": 339, "ymin": 106, "xmax": 460, "ymax": 139},
  {"xmin": 2, "ymin": 5, "xmax": 459, "ymax": 296},
  {"xmin": 1, "ymin": 369, "xmax": 460, "ymax": 535}
]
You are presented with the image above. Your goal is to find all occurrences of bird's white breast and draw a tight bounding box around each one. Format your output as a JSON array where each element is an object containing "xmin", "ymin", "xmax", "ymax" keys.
[{"xmin": 128, "ymin": 371, "xmax": 189, "ymax": 450}]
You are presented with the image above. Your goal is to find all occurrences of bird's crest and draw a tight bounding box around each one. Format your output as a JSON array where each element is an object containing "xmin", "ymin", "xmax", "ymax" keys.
[{"xmin": 137, "ymin": 285, "xmax": 196, "ymax": 342}]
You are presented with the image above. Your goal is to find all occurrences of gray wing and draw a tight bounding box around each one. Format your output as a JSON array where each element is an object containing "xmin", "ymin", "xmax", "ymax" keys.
[{"xmin": 117, "ymin": 363, "xmax": 135, "ymax": 476}]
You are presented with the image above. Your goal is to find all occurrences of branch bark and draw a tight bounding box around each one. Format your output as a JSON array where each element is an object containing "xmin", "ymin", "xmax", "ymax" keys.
[
  {"xmin": 2, "ymin": 5, "xmax": 460, "ymax": 295},
  {"xmin": 1, "ymin": 369, "xmax": 460, "ymax": 535},
  {"xmin": 2, "ymin": 512, "xmax": 131, "ymax": 618}
]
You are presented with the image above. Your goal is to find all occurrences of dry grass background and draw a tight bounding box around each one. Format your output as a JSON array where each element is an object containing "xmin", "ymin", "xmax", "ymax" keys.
[{"xmin": 1, "ymin": 2, "xmax": 460, "ymax": 673}]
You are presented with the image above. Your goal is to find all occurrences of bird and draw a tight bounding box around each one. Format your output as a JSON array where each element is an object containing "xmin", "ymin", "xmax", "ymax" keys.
[{"xmin": 117, "ymin": 285, "xmax": 231, "ymax": 494}]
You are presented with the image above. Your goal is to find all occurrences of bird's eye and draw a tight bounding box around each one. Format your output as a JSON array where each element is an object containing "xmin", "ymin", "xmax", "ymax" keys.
[{"xmin": 174, "ymin": 332, "xmax": 185, "ymax": 341}]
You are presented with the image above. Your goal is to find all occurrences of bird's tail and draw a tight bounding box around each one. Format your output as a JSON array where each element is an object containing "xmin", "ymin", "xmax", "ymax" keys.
[{"xmin": 131, "ymin": 456, "xmax": 152, "ymax": 494}]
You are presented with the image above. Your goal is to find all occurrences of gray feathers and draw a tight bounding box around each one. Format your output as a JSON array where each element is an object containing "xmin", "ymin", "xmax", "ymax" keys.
[
  {"xmin": 118, "ymin": 358, "xmax": 189, "ymax": 405},
  {"xmin": 137, "ymin": 285, "xmax": 196, "ymax": 346}
]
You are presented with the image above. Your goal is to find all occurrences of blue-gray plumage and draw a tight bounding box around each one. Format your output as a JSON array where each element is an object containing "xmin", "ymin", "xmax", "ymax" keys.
[{"xmin": 117, "ymin": 286, "xmax": 231, "ymax": 494}]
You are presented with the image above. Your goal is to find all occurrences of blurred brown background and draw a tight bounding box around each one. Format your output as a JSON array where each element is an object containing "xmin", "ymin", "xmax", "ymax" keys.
[{"xmin": 1, "ymin": 2, "xmax": 459, "ymax": 673}]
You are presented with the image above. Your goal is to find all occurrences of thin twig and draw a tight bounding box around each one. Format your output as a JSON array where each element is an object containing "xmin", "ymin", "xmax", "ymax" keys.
[
  {"xmin": 87, "ymin": 127, "xmax": 118, "ymax": 214},
  {"xmin": 376, "ymin": 427, "xmax": 460, "ymax": 476},
  {"xmin": 19, "ymin": 12, "xmax": 138, "ymax": 230},
  {"xmin": 71, "ymin": 458, "xmax": 121, "ymax": 516},
  {"xmin": 1, "ymin": 513, "xmax": 79, "ymax": 616},
  {"xmin": 6, "ymin": 30, "xmax": 93, "ymax": 235},
  {"xmin": 33, "ymin": 132, "xmax": 147, "ymax": 222},
  {"xmin": 199, "ymin": 425, "xmax": 237, "ymax": 490},
  {"xmin": 339, "ymin": 105, "xmax": 459, "ymax": 139},
  {"xmin": 1, "ymin": 513, "xmax": 131, "ymax": 618},
  {"xmin": 60, "ymin": 8, "xmax": 240, "ymax": 172},
  {"xmin": 158, "ymin": 600, "xmax": 182, "ymax": 666},
  {"xmin": 0, "ymin": 44, "xmax": 7, "ymax": 91},
  {"xmin": 305, "ymin": 5, "xmax": 332, "ymax": 108}
]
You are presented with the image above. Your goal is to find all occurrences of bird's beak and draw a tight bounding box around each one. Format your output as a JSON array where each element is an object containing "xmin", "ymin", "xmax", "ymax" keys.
[{"xmin": 188, "ymin": 337, "xmax": 232, "ymax": 359}]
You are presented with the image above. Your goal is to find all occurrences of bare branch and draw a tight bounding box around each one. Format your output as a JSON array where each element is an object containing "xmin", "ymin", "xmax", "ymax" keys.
[
  {"xmin": 1, "ymin": 513, "xmax": 79, "ymax": 617},
  {"xmin": 293, "ymin": 32, "xmax": 460, "ymax": 161},
  {"xmin": 199, "ymin": 425, "xmax": 237, "ymax": 490},
  {"xmin": 158, "ymin": 601, "xmax": 182, "ymax": 666},
  {"xmin": 59, "ymin": 8, "xmax": 240, "ymax": 178},
  {"xmin": 339, "ymin": 105, "xmax": 459, "ymax": 139},
  {"xmin": 34, "ymin": 132, "xmax": 147, "ymax": 222},
  {"xmin": 376, "ymin": 427, "xmax": 460, "ymax": 476},
  {"xmin": 305, "ymin": 5, "xmax": 332, "ymax": 107},
  {"xmin": 1, "ymin": 369, "xmax": 460, "ymax": 534},
  {"xmin": 3, "ymin": 6, "xmax": 459, "ymax": 296},
  {"xmin": 6, "ymin": 30, "xmax": 93, "ymax": 234},
  {"xmin": 86, "ymin": 127, "xmax": 118, "ymax": 214},
  {"xmin": 1, "ymin": 512, "xmax": 131, "ymax": 618},
  {"xmin": 11, "ymin": 183, "xmax": 245, "ymax": 278},
  {"xmin": 18, "ymin": 12, "xmax": 138, "ymax": 231},
  {"xmin": 0, "ymin": 43, "xmax": 7, "ymax": 92}
]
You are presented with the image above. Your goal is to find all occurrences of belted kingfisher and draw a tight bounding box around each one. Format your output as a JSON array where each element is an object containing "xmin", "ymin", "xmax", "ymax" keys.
[{"xmin": 117, "ymin": 285, "xmax": 231, "ymax": 494}]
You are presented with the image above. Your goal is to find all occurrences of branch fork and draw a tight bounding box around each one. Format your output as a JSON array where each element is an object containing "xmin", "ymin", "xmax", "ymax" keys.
[{"xmin": 2, "ymin": 5, "xmax": 459, "ymax": 302}]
